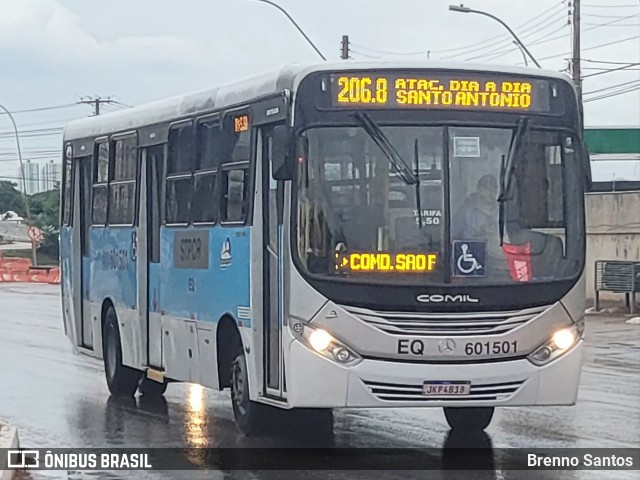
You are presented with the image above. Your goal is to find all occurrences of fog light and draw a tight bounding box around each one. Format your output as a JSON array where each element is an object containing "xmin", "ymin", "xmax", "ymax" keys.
[
  {"xmin": 309, "ymin": 329, "xmax": 332, "ymax": 352},
  {"xmin": 552, "ymin": 328, "xmax": 575, "ymax": 350},
  {"xmin": 333, "ymin": 347, "xmax": 351, "ymax": 363}
]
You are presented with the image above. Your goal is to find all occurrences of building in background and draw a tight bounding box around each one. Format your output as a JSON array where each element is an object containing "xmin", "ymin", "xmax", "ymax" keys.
[
  {"xmin": 15, "ymin": 159, "xmax": 62, "ymax": 194},
  {"xmin": 40, "ymin": 160, "xmax": 62, "ymax": 192},
  {"xmin": 22, "ymin": 160, "xmax": 40, "ymax": 195}
]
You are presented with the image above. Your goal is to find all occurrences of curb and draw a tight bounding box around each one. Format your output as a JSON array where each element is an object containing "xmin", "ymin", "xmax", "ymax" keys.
[{"xmin": 0, "ymin": 419, "xmax": 19, "ymax": 480}]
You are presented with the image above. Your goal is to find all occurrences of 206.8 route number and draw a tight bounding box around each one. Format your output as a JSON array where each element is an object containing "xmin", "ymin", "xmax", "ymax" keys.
[{"xmin": 465, "ymin": 341, "xmax": 518, "ymax": 356}]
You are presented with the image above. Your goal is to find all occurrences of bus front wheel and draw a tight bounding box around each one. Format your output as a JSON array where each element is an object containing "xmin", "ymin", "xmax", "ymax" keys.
[
  {"xmin": 443, "ymin": 407, "xmax": 494, "ymax": 431},
  {"xmin": 103, "ymin": 307, "xmax": 141, "ymax": 396},
  {"xmin": 231, "ymin": 349, "xmax": 264, "ymax": 435}
]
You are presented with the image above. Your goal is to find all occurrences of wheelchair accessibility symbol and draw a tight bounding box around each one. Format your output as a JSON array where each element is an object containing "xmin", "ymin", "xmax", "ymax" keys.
[{"xmin": 453, "ymin": 241, "xmax": 486, "ymax": 277}]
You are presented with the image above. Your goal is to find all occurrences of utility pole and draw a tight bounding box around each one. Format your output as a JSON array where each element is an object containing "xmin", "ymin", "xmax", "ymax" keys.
[
  {"xmin": 77, "ymin": 96, "xmax": 115, "ymax": 116},
  {"xmin": 341, "ymin": 35, "xmax": 350, "ymax": 60},
  {"xmin": 571, "ymin": 0, "xmax": 582, "ymax": 104}
]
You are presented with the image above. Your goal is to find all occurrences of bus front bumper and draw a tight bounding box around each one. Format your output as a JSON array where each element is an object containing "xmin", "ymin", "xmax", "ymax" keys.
[{"xmin": 285, "ymin": 339, "xmax": 583, "ymax": 408}]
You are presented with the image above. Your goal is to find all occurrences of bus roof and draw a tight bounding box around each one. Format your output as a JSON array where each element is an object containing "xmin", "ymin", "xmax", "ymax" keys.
[{"xmin": 64, "ymin": 61, "xmax": 575, "ymax": 141}]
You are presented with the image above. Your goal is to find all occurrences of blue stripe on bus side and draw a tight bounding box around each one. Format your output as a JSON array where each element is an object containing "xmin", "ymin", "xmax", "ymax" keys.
[
  {"xmin": 149, "ymin": 226, "xmax": 251, "ymax": 326},
  {"xmin": 89, "ymin": 228, "xmax": 138, "ymax": 309}
]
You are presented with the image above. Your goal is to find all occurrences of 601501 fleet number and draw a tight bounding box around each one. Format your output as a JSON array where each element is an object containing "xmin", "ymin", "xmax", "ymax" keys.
[{"xmin": 464, "ymin": 341, "xmax": 518, "ymax": 356}]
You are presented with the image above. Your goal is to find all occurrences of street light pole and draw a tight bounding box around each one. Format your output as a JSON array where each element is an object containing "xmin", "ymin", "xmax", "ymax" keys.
[
  {"xmin": 513, "ymin": 41, "xmax": 528, "ymax": 66},
  {"xmin": 0, "ymin": 103, "xmax": 32, "ymax": 224},
  {"xmin": 449, "ymin": 4, "xmax": 541, "ymax": 68},
  {"xmin": 252, "ymin": 0, "xmax": 327, "ymax": 61}
]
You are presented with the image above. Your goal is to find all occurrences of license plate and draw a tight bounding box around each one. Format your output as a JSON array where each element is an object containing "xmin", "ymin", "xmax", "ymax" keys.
[{"xmin": 422, "ymin": 381, "xmax": 470, "ymax": 396}]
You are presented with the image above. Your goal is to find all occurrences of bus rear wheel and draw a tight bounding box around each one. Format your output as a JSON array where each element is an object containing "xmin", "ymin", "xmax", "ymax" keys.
[
  {"xmin": 231, "ymin": 349, "xmax": 265, "ymax": 435},
  {"xmin": 443, "ymin": 407, "xmax": 494, "ymax": 432},
  {"xmin": 103, "ymin": 306, "xmax": 141, "ymax": 396}
]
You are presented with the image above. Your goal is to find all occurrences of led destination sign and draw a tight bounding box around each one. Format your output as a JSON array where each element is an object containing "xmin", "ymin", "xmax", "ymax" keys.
[
  {"xmin": 330, "ymin": 72, "xmax": 553, "ymax": 112},
  {"xmin": 334, "ymin": 252, "xmax": 438, "ymax": 273}
]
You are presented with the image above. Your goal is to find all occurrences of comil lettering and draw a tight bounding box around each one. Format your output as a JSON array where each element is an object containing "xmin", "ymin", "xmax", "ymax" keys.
[{"xmin": 416, "ymin": 294, "xmax": 480, "ymax": 303}]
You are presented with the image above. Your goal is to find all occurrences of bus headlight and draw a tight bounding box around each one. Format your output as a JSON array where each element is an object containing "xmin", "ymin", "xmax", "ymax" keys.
[
  {"xmin": 528, "ymin": 321, "xmax": 584, "ymax": 366},
  {"xmin": 291, "ymin": 322, "xmax": 362, "ymax": 366}
]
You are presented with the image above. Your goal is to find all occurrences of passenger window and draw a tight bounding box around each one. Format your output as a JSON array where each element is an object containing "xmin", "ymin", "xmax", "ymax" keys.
[
  {"xmin": 167, "ymin": 124, "xmax": 194, "ymax": 175},
  {"xmin": 108, "ymin": 183, "xmax": 136, "ymax": 225},
  {"xmin": 221, "ymin": 169, "xmax": 248, "ymax": 223},
  {"xmin": 166, "ymin": 176, "xmax": 192, "ymax": 224},
  {"xmin": 192, "ymin": 172, "xmax": 217, "ymax": 223},
  {"xmin": 196, "ymin": 120, "xmax": 222, "ymax": 170},
  {"xmin": 113, "ymin": 137, "xmax": 137, "ymax": 181},
  {"xmin": 222, "ymin": 114, "xmax": 251, "ymax": 164},
  {"xmin": 96, "ymin": 141, "xmax": 109, "ymax": 183},
  {"xmin": 62, "ymin": 154, "xmax": 73, "ymax": 226},
  {"xmin": 92, "ymin": 185, "xmax": 108, "ymax": 225}
]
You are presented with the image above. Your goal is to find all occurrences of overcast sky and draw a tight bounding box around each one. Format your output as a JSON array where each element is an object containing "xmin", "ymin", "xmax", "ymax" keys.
[{"xmin": 0, "ymin": 0, "xmax": 638, "ymax": 184}]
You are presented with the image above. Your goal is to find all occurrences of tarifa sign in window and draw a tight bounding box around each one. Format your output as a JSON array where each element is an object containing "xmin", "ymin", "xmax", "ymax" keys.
[
  {"xmin": 334, "ymin": 252, "xmax": 438, "ymax": 273},
  {"xmin": 329, "ymin": 72, "xmax": 554, "ymax": 113}
]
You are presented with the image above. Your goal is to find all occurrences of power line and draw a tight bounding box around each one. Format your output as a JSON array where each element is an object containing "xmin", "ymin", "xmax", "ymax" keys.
[
  {"xmin": 583, "ymin": 85, "xmax": 640, "ymax": 102},
  {"xmin": 583, "ymin": 3, "xmax": 639, "ymax": 7},
  {"xmin": 583, "ymin": 79, "xmax": 640, "ymax": 95},
  {"xmin": 477, "ymin": 12, "xmax": 637, "ymax": 63},
  {"xmin": 432, "ymin": 0, "xmax": 566, "ymax": 55},
  {"xmin": 583, "ymin": 22, "xmax": 640, "ymax": 26},
  {"xmin": 582, "ymin": 62, "xmax": 640, "ymax": 78},
  {"xmin": 440, "ymin": 4, "xmax": 568, "ymax": 60},
  {"xmin": 584, "ymin": 58, "xmax": 640, "ymax": 65},
  {"xmin": 583, "ymin": 13, "xmax": 640, "ymax": 18},
  {"xmin": 538, "ymin": 35, "xmax": 639, "ymax": 61},
  {"xmin": 0, "ymin": 103, "xmax": 79, "ymax": 115}
]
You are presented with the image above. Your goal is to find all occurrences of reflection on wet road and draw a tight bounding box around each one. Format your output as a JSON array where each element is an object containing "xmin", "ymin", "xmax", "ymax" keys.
[{"xmin": 1, "ymin": 284, "xmax": 638, "ymax": 480}]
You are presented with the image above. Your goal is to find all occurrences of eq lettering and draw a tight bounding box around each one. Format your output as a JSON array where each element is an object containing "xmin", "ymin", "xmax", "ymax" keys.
[{"xmin": 397, "ymin": 339, "xmax": 425, "ymax": 355}]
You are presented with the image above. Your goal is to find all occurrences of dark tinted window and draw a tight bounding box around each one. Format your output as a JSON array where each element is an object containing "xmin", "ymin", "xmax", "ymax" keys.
[
  {"xmin": 108, "ymin": 182, "xmax": 135, "ymax": 225},
  {"xmin": 192, "ymin": 172, "xmax": 217, "ymax": 223},
  {"xmin": 222, "ymin": 114, "xmax": 251, "ymax": 164},
  {"xmin": 92, "ymin": 185, "xmax": 108, "ymax": 225},
  {"xmin": 96, "ymin": 141, "xmax": 109, "ymax": 183},
  {"xmin": 221, "ymin": 169, "xmax": 248, "ymax": 223},
  {"xmin": 62, "ymin": 156, "xmax": 73, "ymax": 226},
  {"xmin": 196, "ymin": 120, "xmax": 222, "ymax": 170},
  {"xmin": 113, "ymin": 137, "xmax": 137, "ymax": 181},
  {"xmin": 167, "ymin": 124, "xmax": 194, "ymax": 175},
  {"xmin": 166, "ymin": 176, "xmax": 192, "ymax": 224}
]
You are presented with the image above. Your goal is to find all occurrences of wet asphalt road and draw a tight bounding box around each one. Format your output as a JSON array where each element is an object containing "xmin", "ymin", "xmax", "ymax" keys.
[{"xmin": 0, "ymin": 283, "xmax": 638, "ymax": 480}]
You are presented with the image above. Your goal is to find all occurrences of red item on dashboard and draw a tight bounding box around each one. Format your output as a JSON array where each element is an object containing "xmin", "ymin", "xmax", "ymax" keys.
[{"xmin": 502, "ymin": 242, "xmax": 532, "ymax": 282}]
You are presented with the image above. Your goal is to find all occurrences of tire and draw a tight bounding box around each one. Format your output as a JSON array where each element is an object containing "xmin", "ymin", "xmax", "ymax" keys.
[
  {"xmin": 443, "ymin": 407, "xmax": 494, "ymax": 432},
  {"xmin": 102, "ymin": 306, "xmax": 141, "ymax": 396},
  {"xmin": 139, "ymin": 377, "xmax": 167, "ymax": 397},
  {"xmin": 231, "ymin": 349, "xmax": 265, "ymax": 435}
]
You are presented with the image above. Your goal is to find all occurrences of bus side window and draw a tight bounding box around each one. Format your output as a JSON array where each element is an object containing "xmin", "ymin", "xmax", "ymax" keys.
[
  {"xmin": 192, "ymin": 119, "xmax": 221, "ymax": 223},
  {"xmin": 220, "ymin": 169, "xmax": 248, "ymax": 223},
  {"xmin": 166, "ymin": 123, "xmax": 194, "ymax": 225},
  {"xmin": 92, "ymin": 140, "xmax": 109, "ymax": 226},
  {"xmin": 108, "ymin": 136, "xmax": 137, "ymax": 225},
  {"xmin": 62, "ymin": 153, "xmax": 73, "ymax": 226}
]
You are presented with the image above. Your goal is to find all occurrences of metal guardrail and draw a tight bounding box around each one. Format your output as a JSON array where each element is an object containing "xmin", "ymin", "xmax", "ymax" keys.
[{"xmin": 595, "ymin": 260, "xmax": 640, "ymax": 314}]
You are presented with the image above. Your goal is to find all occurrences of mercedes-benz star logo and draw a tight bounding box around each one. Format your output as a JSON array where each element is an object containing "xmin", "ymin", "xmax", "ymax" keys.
[{"xmin": 438, "ymin": 339, "xmax": 456, "ymax": 355}]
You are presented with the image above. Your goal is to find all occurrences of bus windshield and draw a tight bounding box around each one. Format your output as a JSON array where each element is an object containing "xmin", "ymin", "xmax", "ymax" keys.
[{"xmin": 294, "ymin": 124, "xmax": 585, "ymax": 286}]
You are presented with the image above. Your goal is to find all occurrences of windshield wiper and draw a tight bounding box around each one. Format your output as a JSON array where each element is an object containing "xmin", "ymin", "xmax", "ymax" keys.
[
  {"xmin": 414, "ymin": 139, "xmax": 423, "ymax": 229},
  {"xmin": 498, "ymin": 117, "xmax": 529, "ymax": 246},
  {"xmin": 354, "ymin": 112, "xmax": 418, "ymax": 185}
]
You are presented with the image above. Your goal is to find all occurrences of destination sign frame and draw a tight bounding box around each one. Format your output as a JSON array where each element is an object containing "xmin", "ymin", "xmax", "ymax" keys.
[{"xmin": 326, "ymin": 71, "xmax": 559, "ymax": 114}]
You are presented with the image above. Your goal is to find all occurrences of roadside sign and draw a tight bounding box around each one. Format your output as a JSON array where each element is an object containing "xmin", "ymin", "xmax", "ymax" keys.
[{"xmin": 28, "ymin": 226, "xmax": 43, "ymax": 242}]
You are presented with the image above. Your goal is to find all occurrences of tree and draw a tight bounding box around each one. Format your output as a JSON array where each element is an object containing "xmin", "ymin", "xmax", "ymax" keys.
[
  {"xmin": 28, "ymin": 187, "xmax": 60, "ymax": 259},
  {"xmin": 0, "ymin": 181, "xmax": 26, "ymax": 217}
]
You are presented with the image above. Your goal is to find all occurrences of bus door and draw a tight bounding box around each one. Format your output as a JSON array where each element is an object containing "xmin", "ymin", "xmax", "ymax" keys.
[
  {"xmin": 137, "ymin": 143, "xmax": 165, "ymax": 368},
  {"xmin": 78, "ymin": 156, "xmax": 93, "ymax": 348},
  {"xmin": 258, "ymin": 126, "xmax": 286, "ymax": 399}
]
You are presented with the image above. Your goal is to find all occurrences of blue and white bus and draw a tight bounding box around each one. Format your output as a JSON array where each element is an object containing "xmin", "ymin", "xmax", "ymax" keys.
[{"xmin": 61, "ymin": 62, "xmax": 590, "ymax": 434}]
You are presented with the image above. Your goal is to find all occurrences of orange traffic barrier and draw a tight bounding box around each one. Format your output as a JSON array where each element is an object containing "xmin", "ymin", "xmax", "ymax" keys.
[{"xmin": 48, "ymin": 267, "xmax": 61, "ymax": 284}]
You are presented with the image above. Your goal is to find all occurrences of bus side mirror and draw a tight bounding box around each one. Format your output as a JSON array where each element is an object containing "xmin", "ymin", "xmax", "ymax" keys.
[{"xmin": 272, "ymin": 125, "xmax": 293, "ymax": 181}]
